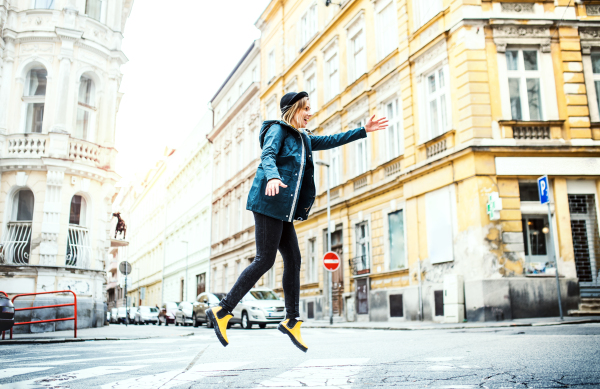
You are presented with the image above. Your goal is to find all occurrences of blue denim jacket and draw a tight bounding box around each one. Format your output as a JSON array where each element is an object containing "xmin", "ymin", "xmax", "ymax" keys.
[{"xmin": 246, "ymin": 120, "xmax": 367, "ymax": 222}]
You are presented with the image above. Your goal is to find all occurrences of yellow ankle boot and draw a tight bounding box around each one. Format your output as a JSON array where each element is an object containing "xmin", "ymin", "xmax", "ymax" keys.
[
  {"xmin": 207, "ymin": 306, "xmax": 233, "ymax": 347},
  {"xmin": 278, "ymin": 319, "xmax": 308, "ymax": 352}
]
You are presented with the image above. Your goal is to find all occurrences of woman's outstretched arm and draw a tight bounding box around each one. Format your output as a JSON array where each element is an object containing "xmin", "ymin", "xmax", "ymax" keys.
[{"xmin": 309, "ymin": 115, "xmax": 388, "ymax": 151}]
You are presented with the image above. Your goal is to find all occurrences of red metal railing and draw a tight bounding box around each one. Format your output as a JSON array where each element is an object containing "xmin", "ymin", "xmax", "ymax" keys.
[
  {"xmin": 8, "ymin": 290, "xmax": 77, "ymax": 340},
  {"xmin": 0, "ymin": 291, "xmax": 7, "ymax": 340}
]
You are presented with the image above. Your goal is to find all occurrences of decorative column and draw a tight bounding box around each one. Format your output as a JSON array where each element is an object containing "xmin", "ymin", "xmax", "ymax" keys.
[
  {"xmin": 50, "ymin": 26, "xmax": 82, "ymax": 133},
  {"xmin": 0, "ymin": 33, "xmax": 15, "ymax": 134},
  {"xmin": 39, "ymin": 168, "xmax": 66, "ymax": 266}
]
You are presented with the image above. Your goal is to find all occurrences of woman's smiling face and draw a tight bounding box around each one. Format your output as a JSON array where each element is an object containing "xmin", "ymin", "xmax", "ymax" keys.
[{"xmin": 294, "ymin": 99, "xmax": 312, "ymax": 128}]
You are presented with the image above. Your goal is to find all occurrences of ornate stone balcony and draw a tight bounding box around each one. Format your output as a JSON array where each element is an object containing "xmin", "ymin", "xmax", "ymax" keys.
[{"xmin": 0, "ymin": 132, "xmax": 116, "ymax": 171}]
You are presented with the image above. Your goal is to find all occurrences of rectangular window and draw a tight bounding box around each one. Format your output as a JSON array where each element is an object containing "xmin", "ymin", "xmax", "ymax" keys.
[
  {"xmin": 238, "ymin": 197, "xmax": 243, "ymax": 232},
  {"xmin": 425, "ymin": 186, "xmax": 455, "ymax": 264},
  {"xmin": 414, "ymin": 0, "xmax": 442, "ymax": 29},
  {"xmin": 34, "ymin": 0, "xmax": 54, "ymax": 9},
  {"xmin": 24, "ymin": 69, "xmax": 47, "ymax": 133},
  {"xmin": 238, "ymin": 139, "xmax": 244, "ymax": 171},
  {"xmin": 266, "ymin": 100, "xmax": 277, "ymax": 120},
  {"xmin": 301, "ymin": 4, "xmax": 318, "ymax": 47},
  {"xmin": 308, "ymin": 238, "xmax": 317, "ymax": 283},
  {"xmin": 211, "ymin": 267, "xmax": 217, "ymax": 292},
  {"xmin": 252, "ymin": 128, "xmax": 259, "ymax": 160},
  {"xmin": 222, "ymin": 265, "xmax": 228, "ymax": 291},
  {"xmin": 268, "ymin": 50, "xmax": 276, "ymax": 81},
  {"xmin": 238, "ymin": 82, "xmax": 243, "ymax": 97},
  {"xmin": 327, "ymin": 53, "xmax": 340, "ymax": 100},
  {"xmin": 85, "ymin": 0, "xmax": 104, "ymax": 22},
  {"xmin": 252, "ymin": 67, "xmax": 258, "ymax": 82},
  {"xmin": 351, "ymin": 30, "xmax": 366, "ymax": 81},
  {"xmin": 506, "ymin": 49, "xmax": 543, "ymax": 121},
  {"xmin": 355, "ymin": 119, "xmax": 368, "ymax": 175},
  {"xmin": 355, "ymin": 221, "xmax": 370, "ymax": 274},
  {"xmin": 377, "ymin": 2, "xmax": 398, "ymax": 60},
  {"xmin": 305, "ymin": 73, "xmax": 317, "ymax": 110},
  {"xmin": 330, "ymin": 147, "xmax": 341, "ymax": 187},
  {"xmin": 386, "ymin": 99, "xmax": 402, "ymax": 159},
  {"xmin": 591, "ymin": 53, "xmax": 600, "ymax": 117},
  {"xmin": 214, "ymin": 211, "xmax": 219, "ymax": 241},
  {"xmin": 196, "ymin": 273, "xmax": 206, "ymax": 297},
  {"xmin": 388, "ymin": 209, "xmax": 406, "ymax": 270},
  {"xmin": 225, "ymin": 205, "xmax": 229, "ymax": 237},
  {"xmin": 425, "ymin": 66, "xmax": 449, "ymax": 140}
]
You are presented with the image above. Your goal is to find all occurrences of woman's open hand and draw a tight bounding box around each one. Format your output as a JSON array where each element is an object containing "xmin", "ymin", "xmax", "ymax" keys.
[
  {"xmin": 266, "ymin": 179, "xmax": 288, "ymax": 196},
  {"xmin": 365, "ymin": 115, "xmax": 389, "ymax": 133}
]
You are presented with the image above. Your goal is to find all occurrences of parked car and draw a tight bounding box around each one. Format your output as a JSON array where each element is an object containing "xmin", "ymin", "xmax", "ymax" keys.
[
  {"xmin": 110, "ymin": 308, "xmax": 119, "ymax": 324},
  {"xmin": 128, "ymin": 307, "xmax": 138, "ymax": 324},
  {"xmin": 158, "ymin": 302, "xmax": 178, "ymax": 325},
  {"xmin": 231, "ymin": 288, "xmax": 285, "ymax": 329},
  {"xmin": 175, "ymin": 302, "xmax": 194, "ymax": 326},
  {"xmin": 116, "ymin": 307, "xmax": 128, "ymax": 324},
  {"xmin": 135, "ymin": 306, "xmax": 159, "ymax": 325},
  {"xmin": 192, "ymin": 292, "xmax": 226, "ymax": 328}
]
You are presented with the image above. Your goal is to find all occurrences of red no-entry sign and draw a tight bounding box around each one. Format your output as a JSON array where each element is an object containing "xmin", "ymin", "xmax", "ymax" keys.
[{"xmin": 323, "ymin": 251, "xmax": 340, "ymax": 272}]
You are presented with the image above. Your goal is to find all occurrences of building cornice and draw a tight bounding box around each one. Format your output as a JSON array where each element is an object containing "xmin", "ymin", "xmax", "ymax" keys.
[{"xmin": 207, "ymin": 83, "xmax": 260, "ymax": 142}]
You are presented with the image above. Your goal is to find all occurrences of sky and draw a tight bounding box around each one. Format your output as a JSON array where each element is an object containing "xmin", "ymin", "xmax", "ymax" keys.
[{"xmin": 114, "ymin": 0, "xmax": 271, "ymax": 180}]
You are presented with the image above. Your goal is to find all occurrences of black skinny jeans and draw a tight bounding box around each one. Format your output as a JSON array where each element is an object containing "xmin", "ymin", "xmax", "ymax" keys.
[{"xmin": 219, "ymin": 211, "xmax": 302, "ymax": 320}]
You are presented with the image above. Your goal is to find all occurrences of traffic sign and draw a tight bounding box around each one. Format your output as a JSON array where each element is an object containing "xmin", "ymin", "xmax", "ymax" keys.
[
  {"xmin": 119, "ymin": 261, "xmax": 132, "ymax": 275},
  {"xmin": 537, "ymin": 176, "xmax": 550, "ymax": 204},
  {"xmin": 323, "ymin": 251, "xmax": 340, "ymax": 272}
]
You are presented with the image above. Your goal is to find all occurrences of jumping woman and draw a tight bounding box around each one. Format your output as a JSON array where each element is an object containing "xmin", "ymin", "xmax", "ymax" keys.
[{"xmin": 207, "ymin": 91, "xmax": 388, "ymax": 352}]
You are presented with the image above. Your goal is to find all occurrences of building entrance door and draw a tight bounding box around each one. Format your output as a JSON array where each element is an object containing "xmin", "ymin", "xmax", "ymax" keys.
[
  {"xmin": 324, "ymin": 225, "xmax": 344, "ymax": 316},
  {"xmin": 568, "ymin": 194, "xmax": 600, "ymax": 296}
]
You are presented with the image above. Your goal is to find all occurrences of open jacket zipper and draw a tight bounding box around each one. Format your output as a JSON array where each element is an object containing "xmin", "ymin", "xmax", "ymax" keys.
[{"xmin": 288, "ymin": 132, "xmax": 306, "ymax": 222}]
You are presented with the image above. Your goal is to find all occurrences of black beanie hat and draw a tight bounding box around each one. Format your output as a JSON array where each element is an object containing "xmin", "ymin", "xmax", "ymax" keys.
[{"xmin": 280, "ymin": 91, "xmax": 309, "ymax": 115}]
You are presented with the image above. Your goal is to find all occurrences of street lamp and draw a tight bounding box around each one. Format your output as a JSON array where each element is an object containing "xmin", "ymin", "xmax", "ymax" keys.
[
  {"xmin": 315, "ymin": 160, "xmax": 333, "ymax": 326},
  {"xmin": 181, "ymin": 240, "xmax": 189, "ymax": 302}
]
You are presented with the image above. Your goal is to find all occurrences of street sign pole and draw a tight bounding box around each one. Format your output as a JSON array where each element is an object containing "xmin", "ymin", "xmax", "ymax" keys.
[
  {"xmin": 124, "ymin": 272, "xmax": 128, "ymax": 327},
  {"xmin": 538, "ymin": 176, "xmax": 563, "ymax": 320},
  {"xmin": 326, "ymin": 167, "xmax": 332, "ymax": 326}
]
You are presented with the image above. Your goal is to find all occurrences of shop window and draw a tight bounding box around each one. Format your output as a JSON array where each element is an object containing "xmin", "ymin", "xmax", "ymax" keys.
[
  {"xmin": 388, "ymin": 209, "xmax": 406, "ymax": 270},
  {"xmin": 389, "ymin": 294, "xmax": 403, "ymax": 317},
  {"xmin": 76, "ymin": 76, "xmax": 96, "ymax": 140},
  {"xmin": 23, "ymin": 68, "xmax": 47, "ymax": 133},
  {"xmin": 506, "ymin": 49, "xmax": 543, "ymax": 121},
  {"xmin": 521, "ymin": 216, "xmax": 551, "ymax": 274}
]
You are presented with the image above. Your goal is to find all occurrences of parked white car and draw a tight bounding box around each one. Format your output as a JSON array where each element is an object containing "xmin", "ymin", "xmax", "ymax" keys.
[
  {"xmin": 134, "ymin": 306, "xmax": 159, "ymax": 325},
  {"xmin": 175, "ymin": 302, "xmax": 194, "ymax": 326},
  {"xmin": 231, "ymin": 288, "xmax": 285, "ymax": 329},
  {"xmin": 116, "ymin": 307, "xmax": 128, "ymax": 324},
  {"xmin": 128, "ymin": 307, "xmax": 138, "ymax": 324},
  {"xmin": 110, "ymin": 308, "xmax": 119, "ymax": 324}
]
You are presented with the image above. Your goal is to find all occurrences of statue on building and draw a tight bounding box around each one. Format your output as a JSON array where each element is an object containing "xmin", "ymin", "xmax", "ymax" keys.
[{"xmin": 113, "ymin": 212, "xmax": 127, "ymax": 240}]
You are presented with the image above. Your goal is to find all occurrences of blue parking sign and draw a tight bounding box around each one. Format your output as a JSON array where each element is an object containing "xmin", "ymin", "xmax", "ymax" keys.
[{"xmin": 537, "ymin": 176, "xmax": 549, "ymax": 205}]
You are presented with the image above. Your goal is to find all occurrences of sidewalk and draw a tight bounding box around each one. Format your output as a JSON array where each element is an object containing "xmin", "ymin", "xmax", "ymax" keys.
[
  {"xmin": 2, "ymin": 315, "xmax": 599, "ymax": 345},
  {"xmin": 301, "ymin": 315, "xmax": 600, "ymax": 330}
]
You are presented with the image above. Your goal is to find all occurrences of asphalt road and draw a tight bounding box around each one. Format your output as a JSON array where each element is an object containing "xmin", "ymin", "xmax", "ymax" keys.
[{"xmin": 1, "ymin": 322, "xmax": 599, "ymax": 388}]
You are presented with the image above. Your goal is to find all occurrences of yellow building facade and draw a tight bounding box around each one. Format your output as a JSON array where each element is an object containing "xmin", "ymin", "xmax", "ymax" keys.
[{"xmin": 256, "ymin": 0, "xmax": 600, "ymax": 322}]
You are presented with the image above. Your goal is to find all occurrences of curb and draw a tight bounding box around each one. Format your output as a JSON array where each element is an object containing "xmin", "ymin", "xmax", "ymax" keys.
[
  {"xmin": 302, "ymin": 318, "xmax": 600, "ymax": 331},
  {"xmin": 0, "ymin": 336, "xmax": 156, "ymax": 345}
]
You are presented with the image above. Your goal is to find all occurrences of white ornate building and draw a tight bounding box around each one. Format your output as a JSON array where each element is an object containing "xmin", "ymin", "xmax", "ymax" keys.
[
  {"xmin": 0, "ymin": 0, "xmax": 133, "ymax": 332},
  {"xmin": 162, "ymin": 112, "xmax": 213, "ymax": 303},
  {"xmin": 208, "ymin": 41, "xmax": 266, "ymax": 294}
]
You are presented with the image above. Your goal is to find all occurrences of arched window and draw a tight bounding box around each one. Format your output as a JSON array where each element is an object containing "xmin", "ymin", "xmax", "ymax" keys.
[
  {"xmin": 2, "ymin": 189, "xmax": 34, "ymax": 264},
  {"xmin": 76, "ymin": 76, "xmax": 96, "ymax": 140},
  {"xmin": 23, "ymin": 68, "xmax": 47, "ymax": 133},
  {"xmin": 34, "ymin": 0, "xmax": 54, "ymax": 9},
  {"xmin": 66, "ymin": 195, "xmax": 91, "ymax": 268}
]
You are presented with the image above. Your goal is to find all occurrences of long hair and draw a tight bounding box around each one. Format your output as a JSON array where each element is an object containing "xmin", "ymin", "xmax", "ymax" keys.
[{"xmin": 282, "ymin": 97, "xmax": 309, "ymax": 129}]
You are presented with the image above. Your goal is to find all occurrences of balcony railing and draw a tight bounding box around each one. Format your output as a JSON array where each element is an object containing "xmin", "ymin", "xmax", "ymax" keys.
[
  {"xmin": 66, "ymin": 225, "xmax": 92, "ymax": 269},
  {"xmin": 1, "ymin": 222, "xmax": 32, "ymax": 265},
  {"xmin": 349, "ymin": 255, "xmax": 370, "ymax": 276}
]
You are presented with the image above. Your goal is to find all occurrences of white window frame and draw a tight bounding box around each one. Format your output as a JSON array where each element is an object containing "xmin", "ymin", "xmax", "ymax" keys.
[
  {"xmin": 505, "ymin": 48, "xmax": 545, "ymax": 121},
  {"xmin": 425, "ymin": 185, "xmax": 458, "ymax": 264},
  {"xmin": 252, "ymin": 67, "xmax": 258, "ymax": 83},
  {"xmin": 75, "ymin": 75, "xmax": 96, "ymax": 141},
  {"xmin": 307, "ymin": 237, "xmax": 317, "ymax": 283},
  {"xmin": 85, "ymin": 0, "xmax": 107, "ymax": 23},
  {"xmin": 345, "ymin": 11, "xmax": 366, "ymax": 84},
  {"xmin": 238, "ymin": 197, "xmax": 243, "ymax": 232},
  {"xmin": 413, "ymin": 0, "xmax": 442, "ymax": 30},
  {"xmin": 268, "ymin": 49, "xmax": 276, "ymax": 82},
  {"xmin": 584, "ymin": 50, "xmax": 600, "ymax": 122},
  {"xmin": 266, "ymin": 95, "xmax": 278, "ymax": 121},
  {"xmin": 224, "ymin": 204, "xmax": 230, "ymax": 237},
  {"xmin": 237, "ymin": 138, "xmax": 244, "ymax": 172},
  {"xmin": 329, "ymin": 147, "xmax": 341, "ymax": 187},
  {"xmin": 354, "ymin": 217, "xmax": 372, "ymax": 272},
  {"xmin": 285, "ymin": 77, "xmax": 298, "ymax": 94},
  {"xmin": 384, "ymin": 98, "xmax": 403, "ymax": 160},
  {"xmin": 303, "ymin": 58, "xmax": 318, "ymax": 112},
  {"xmin": 300, "ymin": 3, "xmax": 318, "ymax": 48},
  {"xmin": 33, "ymin": 0, "xmax": 54, "ymax": 9},
  {"xmin": 214, "ymin": 210, "xmax": 219, "ymax": 242},
  {"xmin": 22, "ymin": 68, "xmax": 47, "ymax": 134},
  {"xmin": 322, "ymin": 37, "xmax": 340, "ymax": 102},
  {"xmin": 354, "ymin": 118, "xmax": 369, "ymax": 176},
  {"xmin": 375, "ymin": 0, "xmax": 399, "ymax": 61},
  {"xmin": 424, "ymin": 65, "xmax": 450, "ymax": 140}
]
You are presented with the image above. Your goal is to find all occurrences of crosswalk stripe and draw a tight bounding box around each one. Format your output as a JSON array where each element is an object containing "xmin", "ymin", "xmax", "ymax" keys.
[
  {"xmin": 254, "ymin": 358, "xmax": 369, "ymax": 389},
  {"xmin": 0, "ymin": 368, "xmax": 54, "ymax": 380},
  {"xmin": 101, "ymin": 361, "xmax": 250, "ymax": 389},
  {"xmin": 0, "ymin": 355, "xmax": 80, "ymax": 364},
  {"xmin": 0, "ymin": 365, "xmax": 146, "ymax": 388},
  {"xmin": 20, "ymin": 350, "xmax": 184, "ymax": 366}
]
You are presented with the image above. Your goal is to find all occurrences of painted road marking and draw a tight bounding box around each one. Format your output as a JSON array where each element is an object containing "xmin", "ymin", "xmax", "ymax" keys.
[
  {"xmin": 0, "ymin": 355, "xmax": 80, "ymax": 364},
  {"xmin": 21, "ymin": 350, "xmax": 184, "ymax": 366},
  {"xmin": 255, "ymin": 358, "xmax": 369, "ymax": 388},
  {"xmin": 101, "ymin": 361, "xmax": 250, "ymax": 389},
  {"xmin": 0, "ymin": 365, "xmax": 146, "ymax": 388},
  {"xmin": 0, "ymin": 368, "xmax": 53, "ymax": 380}
]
